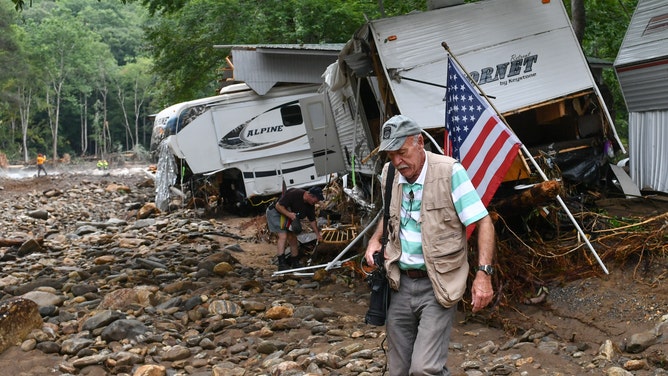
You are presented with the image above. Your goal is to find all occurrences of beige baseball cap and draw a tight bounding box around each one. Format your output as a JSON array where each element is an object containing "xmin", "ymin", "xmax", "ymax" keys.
[{"xmin": 378, "ymin": 115, "xmax": 422, "ymax": 151}]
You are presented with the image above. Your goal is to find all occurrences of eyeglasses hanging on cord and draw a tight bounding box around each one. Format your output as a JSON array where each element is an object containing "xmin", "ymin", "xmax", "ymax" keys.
[{"xmin": 402, "ymin": 189, "xmax": 419, "ymax": 227}]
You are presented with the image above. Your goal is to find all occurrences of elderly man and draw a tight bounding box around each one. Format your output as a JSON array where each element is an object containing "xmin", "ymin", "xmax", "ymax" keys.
[{"xmin": 365, "ymin": 115, "xmax": 496, "ymax": 375}]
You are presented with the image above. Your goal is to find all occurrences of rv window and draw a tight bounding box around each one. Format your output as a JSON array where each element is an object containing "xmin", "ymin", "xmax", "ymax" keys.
[{"xmin": 281, "ymin": 105, "xmax": 303, "ymax": 126}]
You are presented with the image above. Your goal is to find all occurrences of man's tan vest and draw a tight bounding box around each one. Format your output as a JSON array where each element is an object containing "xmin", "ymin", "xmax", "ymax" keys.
[{"xmin": 382, "ymin": 152, "xmax": 470, "ymax": 308}]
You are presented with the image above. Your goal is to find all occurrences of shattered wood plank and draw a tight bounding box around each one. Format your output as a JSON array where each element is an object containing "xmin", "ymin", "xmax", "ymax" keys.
[{"xmin": 492, "ymin": 180, "xmax": 562, "ymax": 211}]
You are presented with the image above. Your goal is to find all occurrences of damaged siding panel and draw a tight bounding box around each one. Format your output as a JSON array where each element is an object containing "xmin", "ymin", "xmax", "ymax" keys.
[
  {"xmin": 616, "ymin": 60, "xmax": 668, "ymax": 112},
  {"xmin": 614, "ymin": 0, "xmax": 668, "ymax": 112},
  {"xmin": 325, "ymin": 88, "xmax": 377, "ymax": 176},
  {"xmin": 614, "ymin": 0, "xmax": 668, "ymax": 68},
  {"xmin": 629, "ymin": 111, "xmax": 668, "ymax": 193}
]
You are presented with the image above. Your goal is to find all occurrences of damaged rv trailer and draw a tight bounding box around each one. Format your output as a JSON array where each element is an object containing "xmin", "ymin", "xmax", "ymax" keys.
[
  {"xmin": 614, "ymin": 0, "xmax": 668, "ymax": 194},
  {"xmin": 150, "ymin": 44, "xmax": 343, "ymax": 211},
  {"xmin": 301, "ymin": 0, "xmax": 626, "ymax": 205}
]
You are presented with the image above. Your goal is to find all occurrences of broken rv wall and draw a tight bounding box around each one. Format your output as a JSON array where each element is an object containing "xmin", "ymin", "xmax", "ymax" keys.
[
  {"xmin": 614, "ymin": 0, "xmax": 668, "ymax": 193},
  {"xmin": 304, "ymin": 0, "xmax": 625, "ymax": 190}
]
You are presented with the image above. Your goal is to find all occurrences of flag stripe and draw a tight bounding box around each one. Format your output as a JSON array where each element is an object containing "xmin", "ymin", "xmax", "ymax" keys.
[
  {"xmin": 461, "ymin": 114, "xmax": 502, "ymax": 168},
  {"xmin": 471, "ymin": 123, "xmax": 510, "ymax": 182},
  {"xmin": 444, "ymin": 56, "xmax": 522, "ymax": 207}
]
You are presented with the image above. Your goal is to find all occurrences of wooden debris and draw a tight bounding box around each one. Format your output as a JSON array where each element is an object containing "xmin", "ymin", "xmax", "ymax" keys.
[{"xmin": 490, "ymin": 180, "xmax": 562, "ymax": 211}]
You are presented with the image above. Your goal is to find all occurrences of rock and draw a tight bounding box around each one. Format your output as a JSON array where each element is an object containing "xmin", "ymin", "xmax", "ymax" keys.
[
  {"xmin": 27, "ymin": 209, "xmax": 49, "ymax": 220},
  {"xmin": 599, "ymin": 339, "xmax": 620, "ymax": 361},
  {"xmin": 213, "ymin": 262, "xmax": 234, "ymax": 276},
  {"xmin": 623, "ymin": 358, "xmax": 648, "ymax": 370},
  {"xmin": 606, "ymin": 366, "xmax": 634, "ymax": 376},
  {"xmin": 626, "ymin": 330, "xmax": 657, "ymax": 353},
  {"xmin": 133, "ymin": 364, "xmax": 166, "ymax": 376},
  {"xmin": 0, "ymin": 298, "xmax": 43, "ymax": 353},
  {"xmin": 97, "ymin": 288, "xmax": 140, "ymax": 310},
  {"xmin": 12, "ymin": 277, "xmax": 64, "ymax": 295},
  {"xmin": 160, "ymin": 345, "xmax": 191, "ymax": 361},
  {"xmin": 208, "ymin": 300, "xmax": 243, "ymax": 317},
  {"xmin": 100, "ymin": 319, "xmax": 148, "ymax": 342},
  {"xmin": 60, "ymin": 337, "xmax": 94, "ymax": 355},
  {"xmin": 81, "ymin": 310, "xmax": 125, "ymax": 331},
  {"xmin": 105, "ymin": 183, "xmax": 131, "ymax": 194},
  {"xmin": 137, "ymin": 202, "xmax": 159, "ymax": 219},
  {"xmin": 266, "ymin": 305, "xmax": 293, "ymax": 319},
  {"xmin": 17, "ymin": 238, "xmax": 44, "ymax": 256},
  {"xmin": 21, "ymin": 290, "xmax": 64, "ymax": 308}
]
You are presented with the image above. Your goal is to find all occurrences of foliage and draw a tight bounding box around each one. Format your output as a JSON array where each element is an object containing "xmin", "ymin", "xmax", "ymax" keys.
[
  {"xmin": 145, "ymin": 0, "xmax": 399, "ymax": 104},
  {"xmin": 2, "ymin": 0, "xmax": 154, "ymax": 163},
  {"xmin": 563, "ymin": 0, "xmax": 639, "ymax": 143}
]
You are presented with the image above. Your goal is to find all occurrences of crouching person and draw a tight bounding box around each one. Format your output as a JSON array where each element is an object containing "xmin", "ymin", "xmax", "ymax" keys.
[{"xmin": 266, "ymin": 186, "xmax": 324, "ymax": 271}]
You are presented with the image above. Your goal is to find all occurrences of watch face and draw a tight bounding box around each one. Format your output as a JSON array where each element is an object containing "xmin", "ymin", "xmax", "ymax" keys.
[{"xmin": 479, "ymin": 265, "xmax": 493, "ymax": 275}]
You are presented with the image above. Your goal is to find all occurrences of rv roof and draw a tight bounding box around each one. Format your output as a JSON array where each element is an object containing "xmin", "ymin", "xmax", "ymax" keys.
[
  {"xmin": 219, "ymin": 83, "xmax": 251, "ymax": 95},
  {"xmin": 213, "ymin": 44, "xmax": 345, "ymax": 53}
]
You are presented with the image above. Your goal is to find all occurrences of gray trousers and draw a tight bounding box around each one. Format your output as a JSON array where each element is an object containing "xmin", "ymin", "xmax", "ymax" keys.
[{"xmin": 386, "ymin": 274, "xmax": 455, "ymax": 376}]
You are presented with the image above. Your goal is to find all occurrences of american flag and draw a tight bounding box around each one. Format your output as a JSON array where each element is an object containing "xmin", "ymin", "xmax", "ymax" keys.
[{"xmin": 445, "ymin": 55, "xmax": 522, "ymax": 206}]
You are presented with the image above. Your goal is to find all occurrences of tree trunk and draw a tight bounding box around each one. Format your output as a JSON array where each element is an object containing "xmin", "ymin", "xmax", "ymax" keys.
[
  {"xmin": 571, "ymin": 0, "xmax": 585, "ymax": 44},
  {"xmin": 115, "ymin": 82, "xmax": 135, "ymax": 151},
  {"xmin": 81, "ymin": 95, "xmax": 88, "ymax": 155},
  {"xmin": 18, "ymin": 86, "xmax": 32, "ymax": 164}
]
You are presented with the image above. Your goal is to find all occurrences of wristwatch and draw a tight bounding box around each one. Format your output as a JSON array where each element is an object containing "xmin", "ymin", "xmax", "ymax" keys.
[{"xmin": 477, "ymin": 265, "xmax": 494, "ymax": 276}]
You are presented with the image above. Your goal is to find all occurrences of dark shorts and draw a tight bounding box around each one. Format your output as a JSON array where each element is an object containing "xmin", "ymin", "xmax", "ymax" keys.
[{"xmin": 266, "ymin": 207, "xmax": 289, "ymax": 233}]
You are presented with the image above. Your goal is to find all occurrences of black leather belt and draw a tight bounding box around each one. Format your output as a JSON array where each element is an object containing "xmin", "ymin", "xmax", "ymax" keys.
[{"xmin": 400, "ymin": 269, "xmax": 428, "ymax": 278}]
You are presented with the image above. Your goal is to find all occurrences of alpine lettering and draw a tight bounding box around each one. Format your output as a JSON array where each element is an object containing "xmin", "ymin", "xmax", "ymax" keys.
[{"xmin": 246, "ymin": 125, "xmax": 283, "ymax": 137}]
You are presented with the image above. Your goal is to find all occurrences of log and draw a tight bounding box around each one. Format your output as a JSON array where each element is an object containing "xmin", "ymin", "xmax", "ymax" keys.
[
  {"xmin": 0, "ymin": 238, "xmax": 44, "ymax": 247},
  {"xmin": 491, "ymin": 180, "xmax": 562, "ymax": 211}
]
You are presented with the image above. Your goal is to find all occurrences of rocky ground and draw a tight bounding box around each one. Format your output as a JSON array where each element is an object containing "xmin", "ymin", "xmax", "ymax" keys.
[{"xmin": 0, "ymin": 163, "xmax": 666, "ymax": 376}]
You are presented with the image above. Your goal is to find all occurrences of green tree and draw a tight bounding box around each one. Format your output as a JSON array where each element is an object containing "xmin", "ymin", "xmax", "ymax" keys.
[
  {"xmin": 26, "ymin": 15, "xmax": 104, "ymax": 161},
  {"xmin": 72, "ymin": 37, "xmax": 116, "ymax": 157},
  {"xmin": 144, "ymin": 0, "xmax": 239, "ymax": 103},
  {"xmin": 76, "ymin": 0, "xmax": 149, "ymax": 65},
  {"xmin": 93, "ymin": 55, "xmax": 117, "ymax": 158},
  {"xmin": 0, "ymin": 1, "xmax": 24, "ymax": 160},
  {"xmin": 113, "ymin": 59, "xmax": 153, "ymax": 150},
  {"xmin": 11, "ymin": 26, "xmax": 42, "ymax": 162},
  {"xmin": 116, "ymin": 57, "xmax": 154, "ymax": 149}
]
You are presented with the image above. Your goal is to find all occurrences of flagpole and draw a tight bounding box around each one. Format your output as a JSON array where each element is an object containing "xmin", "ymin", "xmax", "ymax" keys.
[{"xmin": 441, "ymin": 42, "xmax": 609, "ymax": 275}]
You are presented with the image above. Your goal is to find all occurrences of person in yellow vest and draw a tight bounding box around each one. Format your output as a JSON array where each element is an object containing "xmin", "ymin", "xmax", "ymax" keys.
[
  {"xmin": 97, "ymin": 159, "xmax": 109, "ymax": 170},
  {"xmin": 36, "ymin": 153, "xmax": 47, "ymax": 177}
]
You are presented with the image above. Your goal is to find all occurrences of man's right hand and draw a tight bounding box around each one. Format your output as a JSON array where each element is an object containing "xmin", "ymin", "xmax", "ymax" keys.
[{"xmin": 364, "ymin": 238, "xmax": 382, "ymax": 266}]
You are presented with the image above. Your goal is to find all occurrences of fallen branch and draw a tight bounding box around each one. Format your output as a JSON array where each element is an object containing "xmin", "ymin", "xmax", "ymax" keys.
[{"xmin": 0, "ymin": 238, "xmax": 44, "ymax": 247}]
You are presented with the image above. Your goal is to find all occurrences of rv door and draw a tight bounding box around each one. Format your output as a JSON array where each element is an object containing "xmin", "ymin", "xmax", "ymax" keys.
[{"xmin": 300, "ymin": 94, "xmax": 346, "ymax": 176}]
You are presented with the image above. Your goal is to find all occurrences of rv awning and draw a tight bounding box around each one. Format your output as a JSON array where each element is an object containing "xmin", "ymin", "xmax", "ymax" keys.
[{"xmin": 213, "ymin": 44, "xmax": 345, "ymax": 95}]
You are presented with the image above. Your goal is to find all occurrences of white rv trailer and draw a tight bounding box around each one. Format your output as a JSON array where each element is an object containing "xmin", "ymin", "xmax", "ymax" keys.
[
  {"xmin": 301, "ymin": 0, "xmax": 626, "ymax": 198},
  {"xmin": 151, "ymin": 83, "xmax": 329, "ymax": 210},
  {"xmin": 614, "ymin": 0, "xmax": 668, "ymax": 194},
  {"xmin": 151, "ymin": 44, "xmax": 343, "ymax": 210}
]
